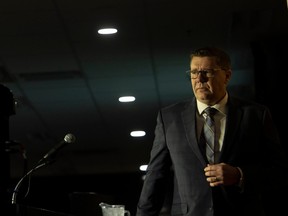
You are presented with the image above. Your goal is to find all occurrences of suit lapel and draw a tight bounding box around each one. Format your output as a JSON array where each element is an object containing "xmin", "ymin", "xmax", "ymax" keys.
[{"xmin": 181, "ymin": 99, "xmax": 207, "ymax": 166}]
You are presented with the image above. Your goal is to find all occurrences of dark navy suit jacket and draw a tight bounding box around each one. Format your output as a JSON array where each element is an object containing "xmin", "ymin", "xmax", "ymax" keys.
[{"xmin": 137, "ymin": 95, "xmax": 287, "ymax": 216}]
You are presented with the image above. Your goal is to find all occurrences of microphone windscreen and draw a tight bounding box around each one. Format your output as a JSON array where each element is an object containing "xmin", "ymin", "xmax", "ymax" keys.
[{"xmin": 64, "ymin": 133, "xmax": 76, "ymax": 143}]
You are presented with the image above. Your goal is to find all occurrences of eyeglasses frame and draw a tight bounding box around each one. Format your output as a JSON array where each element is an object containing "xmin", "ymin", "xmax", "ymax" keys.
[{"xmin": 185, "ymin": 68, "xmax": 224, "ymax": 79}]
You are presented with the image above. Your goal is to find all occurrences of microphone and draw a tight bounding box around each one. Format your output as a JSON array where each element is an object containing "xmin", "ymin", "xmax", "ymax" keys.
[
  {"xmin": 11, "ymin": 133, "xmax": 75, "ymax": 206},
  {"xmin": 40, "ymin": 133, "xmax": 76, "ymax": 162}
]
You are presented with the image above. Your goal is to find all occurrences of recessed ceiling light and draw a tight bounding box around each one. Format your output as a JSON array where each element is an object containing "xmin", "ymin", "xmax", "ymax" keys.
[
  {"xmin": 139, "ymin": 165, "xmax": 148, "ymax": 171},
  {"xmin": 118, "ymin": 96, "xmax": 135, "ymax": 102},
  {"xmin": 130, "ymin": 130, "xmax": 146, "ymax": 137},
  {"xmin": 97, "ymin": 28, "xmax": 118, "ymax": 35}
]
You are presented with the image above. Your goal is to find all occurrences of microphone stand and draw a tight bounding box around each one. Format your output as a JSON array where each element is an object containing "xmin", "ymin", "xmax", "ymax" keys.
[
  {"xmin": 11, "ymin": 159, "xmax": 55, "ymax": 215},
  {"xmin": 10, "ymin": 133, "xmax": 75, "ymax": 215}
]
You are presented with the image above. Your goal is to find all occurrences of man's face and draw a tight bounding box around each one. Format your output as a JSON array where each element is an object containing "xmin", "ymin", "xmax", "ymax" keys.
[{"xmin": 190, "ymin": 56, "xmax": 231, "ymax": 105}]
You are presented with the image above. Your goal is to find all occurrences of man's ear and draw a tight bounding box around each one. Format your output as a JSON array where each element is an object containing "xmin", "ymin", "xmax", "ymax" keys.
[{"xmin": 225, "ymin": 70, "xmax": 232, "ymax": 84}]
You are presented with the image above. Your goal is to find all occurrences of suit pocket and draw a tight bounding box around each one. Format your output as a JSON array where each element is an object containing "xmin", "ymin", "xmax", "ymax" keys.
[{"xmin": 171, "ymin": 203, "xmax": 187, "ymax": 216}]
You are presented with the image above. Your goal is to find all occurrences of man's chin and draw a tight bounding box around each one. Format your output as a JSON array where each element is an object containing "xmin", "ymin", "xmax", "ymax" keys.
[{"xmin": 196, "ymin": 92, "xmax": 211, "ymax": 102}]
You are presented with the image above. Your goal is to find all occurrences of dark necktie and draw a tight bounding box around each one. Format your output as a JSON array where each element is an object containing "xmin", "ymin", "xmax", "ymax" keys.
[{"xmin": 200, "ymin": 107, "xmax": 218, "ymax": 164}]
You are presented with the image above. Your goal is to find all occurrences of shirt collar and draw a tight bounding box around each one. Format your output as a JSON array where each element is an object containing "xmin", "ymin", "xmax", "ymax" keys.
[{"xmin": 197, "ymin": 92, "xmax": 228, "ymax": 115}]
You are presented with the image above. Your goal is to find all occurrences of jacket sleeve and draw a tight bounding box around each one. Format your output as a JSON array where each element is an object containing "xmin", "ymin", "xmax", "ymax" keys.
[{"xmin": 136, "ymin": 111, "xmax": 173, "ymax": 216}]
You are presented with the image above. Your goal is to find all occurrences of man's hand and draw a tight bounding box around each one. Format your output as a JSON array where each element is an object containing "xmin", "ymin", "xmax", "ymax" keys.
[{"xmin": 204, "ymin": 163, "xmax": 241, "ymax": 187}]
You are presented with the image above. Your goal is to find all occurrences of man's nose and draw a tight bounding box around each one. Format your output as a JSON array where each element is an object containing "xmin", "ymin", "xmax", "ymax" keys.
[{"xmin": 195, "ymin": 73, "xmax": 208, "ymax": 82}]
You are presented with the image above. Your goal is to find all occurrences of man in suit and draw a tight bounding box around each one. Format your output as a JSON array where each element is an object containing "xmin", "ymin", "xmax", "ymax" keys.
[{"xmin": 136, "ymin": 47, "xmax": 287, "ymax": 216}]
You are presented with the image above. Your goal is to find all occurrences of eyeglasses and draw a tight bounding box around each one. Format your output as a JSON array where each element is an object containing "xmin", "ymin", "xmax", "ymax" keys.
[{"xmin": 185, "ymin": 69, "xmax": 223, "ymax": 79}]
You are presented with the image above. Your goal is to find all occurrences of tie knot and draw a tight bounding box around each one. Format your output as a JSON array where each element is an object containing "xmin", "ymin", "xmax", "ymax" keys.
[{"xmin": 204, "ymin": 107, "xmax": 217, "ymax": 117}]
